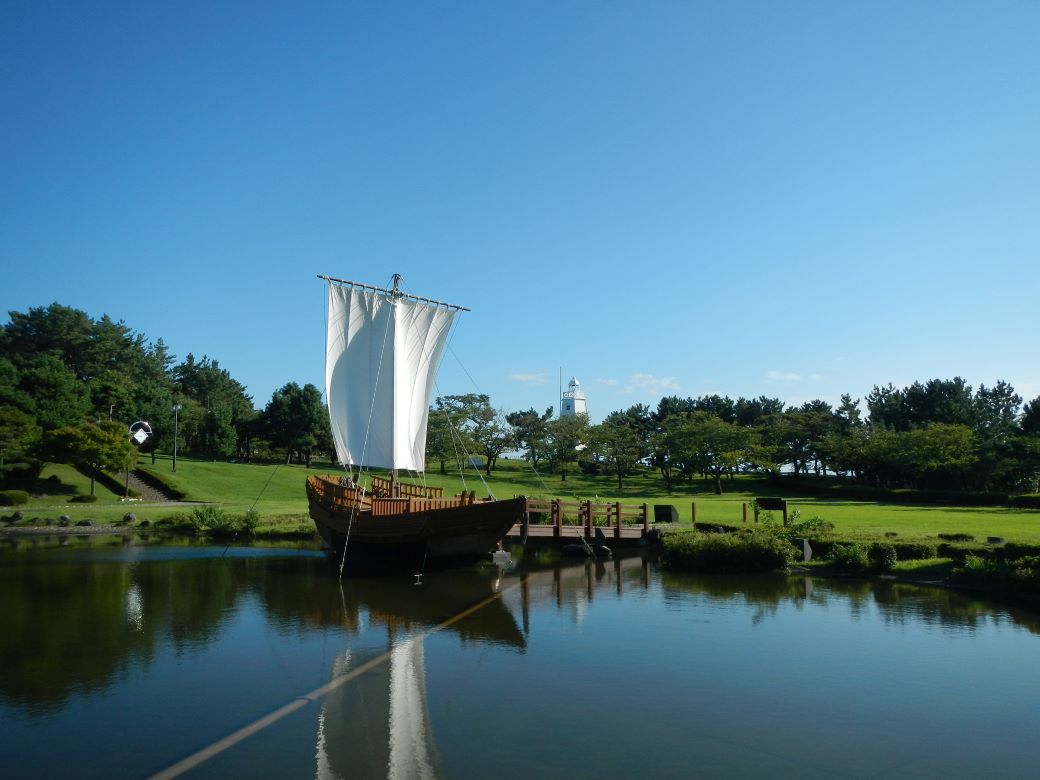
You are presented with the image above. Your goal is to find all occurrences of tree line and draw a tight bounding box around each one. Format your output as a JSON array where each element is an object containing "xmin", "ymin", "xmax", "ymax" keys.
[
  {"xmin": 0, "ymin": 303, "xmax": 331, "ymax": 489},
  {"xmin": 4, "ymin": 303, "xmax": 1039, "ymax": 498},
  {"xmin": 427, "ymin": 384, "xmax": 1040, "ymax": 496}
]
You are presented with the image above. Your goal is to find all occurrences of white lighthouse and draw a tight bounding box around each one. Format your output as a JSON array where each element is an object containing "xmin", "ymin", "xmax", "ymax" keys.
[{"xmin": 560, "ymin": 376, "xmax": 588, "ymax": 417}]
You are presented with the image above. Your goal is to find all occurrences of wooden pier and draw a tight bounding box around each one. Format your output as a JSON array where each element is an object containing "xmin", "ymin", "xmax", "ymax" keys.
[{"xmin": 505, "ymin": 498, "xmax": 653, "ymax": 548}]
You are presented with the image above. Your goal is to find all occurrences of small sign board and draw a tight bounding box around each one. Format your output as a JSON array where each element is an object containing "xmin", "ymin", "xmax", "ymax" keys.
[
  {"xmin": 757, "ymin": 497, "xmax": 786, "ymax": 511},
  {"xmin": 129, "ymin": 421, "xmax": 152, "ymax": 446}
]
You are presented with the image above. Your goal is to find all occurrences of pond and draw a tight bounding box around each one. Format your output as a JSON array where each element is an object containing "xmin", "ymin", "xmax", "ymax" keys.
[{"xmin": 1, "ymin": 535, "xmax": 1038, "ymax": 778}]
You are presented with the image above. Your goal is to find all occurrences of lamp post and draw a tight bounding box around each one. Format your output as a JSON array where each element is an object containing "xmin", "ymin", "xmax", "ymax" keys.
[{"xmin": 172, "ymin": 404, "xmax": 182, "ymax": 472}]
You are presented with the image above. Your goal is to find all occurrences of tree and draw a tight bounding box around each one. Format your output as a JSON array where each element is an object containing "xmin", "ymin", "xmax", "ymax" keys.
[
  {"xmin": 683, "ymin": 413, "xmax": 756, "ymax": 494},
  {"xmin": 470, "ymin": 407, "xmax": 514, "ymax": 476},
  {"xmin": 545, "ymin": 414, "xmax": 589, "ymax": 481},
  {"xmin": 42, "ymin": 421, "xmax": 136, "ymax": 495},
  {"xmin": 0, "ymin": 407, "xmax": 40, "ymax": 483},
  {"xmin": 18, "ymin": 355, "xmax": 91, "ymax": 430},
  {"xmin": 506, "ymin": 407, "xmax": 553, "ymax": 469},
  {"xmin": 589, "ymin": 412, "xmax": 646, "ymax": 491},
  {"xmin": 262, "ymin": 383, "xmax": 330, "ymax": 465},
  {"xmin": 426, "ymin": 397, "xmax": 472, "ymax": 475},
  {"xmin": 1022, "ymin": 396, "xmax": 1040, "ymax": 436}
]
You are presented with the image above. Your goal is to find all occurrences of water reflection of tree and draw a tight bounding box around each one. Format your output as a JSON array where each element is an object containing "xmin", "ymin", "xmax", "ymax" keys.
[
  {"xmin": 659, "ymin": 571, "xmax": 1040, "ymax": 634},
  {"xmin": 0, "ymin": 554, "xmax": 239, "ymax": 714}
]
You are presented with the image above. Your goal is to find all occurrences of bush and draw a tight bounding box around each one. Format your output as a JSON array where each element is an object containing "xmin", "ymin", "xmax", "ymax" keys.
[
  {"xmin": 830, "ymin": 543, "xmax": 870, "ymax": 571},
  {"xmin": 998, "ymin": 542, "xmax": 1040, "ymax": 560},
  {"xmin": 0, "ymin": 490, "xmax": 30, "ymax": 506},
  {"xmin": 1009, "ymin": 494, "xmax": 1040, "ymax": 510},
  {"xmin": 891, "ymin": 541, "xmax": 938, "ymax": 560},
  {"xmin": 953, "ymin": 555, "xmax": 1040, "ymax": 595},
  {"xmin": 121, "ymin": 512, "xmax": 136, "ymax": 526},
  {"xmin": 187, "ymin": 505, "xmax": 258, "ymax": 538},
  {"xmin": 869, "ymin": 543, "xmax": 897, "ymax": 571},
  {"xmin": 938, "ymin": 533, "xmax": 974, "ymax": 542},
  {"xmin": 663, "ymin": 529, "xmax": 795, "ymax": 573},
  {"xmin": 70, "ymin": 494, "xmax": 99, "ymax": 503},
  {"xmin": 58, "ymin": 516, "xmax": 69, "ymax": 527},
  {"xmin": 75, "ymin": 520, "xmax": 94, "ymax": 527}
]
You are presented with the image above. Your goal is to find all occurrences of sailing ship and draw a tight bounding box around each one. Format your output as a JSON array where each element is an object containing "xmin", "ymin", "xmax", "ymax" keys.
[{"xmin": 306, "ymin": 274, "xmax": 527, "ymax": 568}]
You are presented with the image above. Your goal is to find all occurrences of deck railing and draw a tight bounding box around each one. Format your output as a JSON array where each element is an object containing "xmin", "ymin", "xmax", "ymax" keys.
[
  {"xmin": 523, "ymin": 498, "xmax": 649, "ymax": 539},
  {"xmin": 369, "ymin": 476, "xmax": 444, "ymax": 498}
]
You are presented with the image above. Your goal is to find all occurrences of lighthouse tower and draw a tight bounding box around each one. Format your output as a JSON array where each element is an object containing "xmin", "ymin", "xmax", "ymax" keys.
[{"xmin": 560, "ymin": 377, "xmax": 588, "ymax": 417}]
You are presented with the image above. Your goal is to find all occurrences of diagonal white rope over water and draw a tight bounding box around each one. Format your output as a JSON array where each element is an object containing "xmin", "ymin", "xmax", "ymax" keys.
[{"xmin": 145, "ymin": 575, "xmax": 527, "ymax": 780}]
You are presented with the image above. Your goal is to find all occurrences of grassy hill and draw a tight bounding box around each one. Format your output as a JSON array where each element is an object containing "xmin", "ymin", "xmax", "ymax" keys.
[{"xmin": 7, "ymin": 454, "xmax": 1040, "ymax": 543}]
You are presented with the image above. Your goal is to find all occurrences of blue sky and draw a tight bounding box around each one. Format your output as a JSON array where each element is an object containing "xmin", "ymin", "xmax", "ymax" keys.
[{"xmin": 3, "ymin": 1, "xmax": 1038, "ymax": 420}]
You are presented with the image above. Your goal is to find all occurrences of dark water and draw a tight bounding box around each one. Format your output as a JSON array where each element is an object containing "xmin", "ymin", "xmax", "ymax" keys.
[{"xmin": 2, "ymin": 536, "xmax": 1039, "ymax": 779}]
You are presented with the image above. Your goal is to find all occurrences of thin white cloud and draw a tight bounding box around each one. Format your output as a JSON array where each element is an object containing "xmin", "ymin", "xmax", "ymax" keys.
[
  {"xmin": 510, "ymin": 372, "xmax": 547, "ymax": 386},
  {"xmin": 627, "ymin": 373, "xmax": 679, "ymax": 393},
  {"xmin": 766, "ymin": 370, "xmax": 803, "ymax": 383},
  {"xmin": 595, "ymin": 377, "xmax": 618, "ymax": 386},
  {"xmin": 765, "ymin": 370, "xmax": 824, "ymax": 384}
]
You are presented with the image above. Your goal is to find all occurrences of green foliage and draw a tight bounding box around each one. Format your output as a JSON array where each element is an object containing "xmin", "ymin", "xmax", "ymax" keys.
[
  {"xmin": 70, "ymin": 494, "xmax": 99, "ymax": 503},
  {"xmin": 953, "ymin": 555, "xmax": 1040, "ymax": 595},
  {"xmin": 261, "ymin": 381, "xmax": 329, "ymax": 465},
  {"xmin": 759, "ymin": 509, "xmax": 833, "ymax": 540},
  {"xmin": 186, "ymin": 505, "xmax": 259, "ymax": 537},
  {"xmin": 662, "ymin": 529, "xmax": 795, "ymax": 572},
  {"xmin": 890, "ymin": 541, "xmax": 938, "ymax": 560},
  {"xmin": 588, "ymin": 409, "xmax": 648, "ymax": 491},
  {"xmin": 0, "ymin": 489, "xmax": 30, "ymax": 506},
  {"xmin": 938, "ymin": 533, "xmax": 975, "ymax": 542},
  {"xmin": 1009, "ymin": 494, "xmax": 1040, "ymax": 509},
  {"xmin": 869, "ymin": 543, "xmax": 897, "ymax": 571},
  {"xmin": 829, "ymin": 543, "xmax": 870, "ymax": 571}
]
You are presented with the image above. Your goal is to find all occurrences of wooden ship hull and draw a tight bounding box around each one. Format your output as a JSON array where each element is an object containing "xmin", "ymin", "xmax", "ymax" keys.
[{"xmin": 306, "ymin": 475, "xmax": 526, "ymax": 569}]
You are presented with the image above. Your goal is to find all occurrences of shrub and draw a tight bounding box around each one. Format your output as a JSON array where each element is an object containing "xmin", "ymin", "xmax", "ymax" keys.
[
  {"xmin": 830, "ymin": 543, "xmax": 870, "ymax": 571},
  {"xmin": 70, "ymin": 494, "xmax": 99, "ymax": 503},
  {"xmin": 58, "ymin": 516, "xmax": 69, "ymax": 527},
  {"xmin": 0, "ymin": 490, "xmax": 30, "ymax": 506},
  {"xmin": 891, "ymin": 542, "xmax": 938, "ymax": 560},
  {"xmin": 187, "ymin": 505, "xmax": 258, "ymax": 538},
  {"xmin": 1000, "ymin": 542, "xmax": 1040, "ymax": 560},
  {"xmin": 663, "ymin": 529, "xmax": 795, "ymax": 572},
  {"xmin": 938, "ymin": 533, "xmax": 974, "ymax": 542},
  {"xmin": 869, "ymin": 543, "xmax": 897, "ymax": 571},
  {"xmin": 1009, "ymin": 494, "xmax": 1040, "ymax": 510},
  {"xmin": 241, "ymin": 508, "xmax": 259, "ymax": 535},
  {"xmin": 75, "ymin": 520, "xmax": 93, "ymax": 527},
  {"xmin": 953, "ymin": 555, "xmax": 1040, "ymax": 595},
  {"xmin": 121, "ymin": 512, "xmax": 137, "ymax": 526}
]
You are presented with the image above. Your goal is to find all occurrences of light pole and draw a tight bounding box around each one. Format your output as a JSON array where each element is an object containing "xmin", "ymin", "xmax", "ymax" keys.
[{"xmin": 172, "ymin": 404, "xmax": 182, "ymax": 472}]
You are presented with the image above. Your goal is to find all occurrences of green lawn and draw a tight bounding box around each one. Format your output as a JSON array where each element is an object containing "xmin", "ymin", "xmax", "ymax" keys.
[{"xmin": 10, "ymin": 455, "xmax": 1040, "ymax": 543}]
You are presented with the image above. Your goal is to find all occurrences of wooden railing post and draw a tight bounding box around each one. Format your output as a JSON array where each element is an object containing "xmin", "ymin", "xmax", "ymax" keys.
[
  {"xmin": 742, "ymin": 502, "xmax": 748, "ymax": 523},
  {"xmin": 642, "ymin": 503, "xmax": 648, "ymax": 534},
  {"xmin": 584, "ymin": 500, "xmax": 592, "ymax": 539},
  {"xmin": 691, "ymin": 501, "xmax": 697, "ymax": 528},
  {"xmin": 552, "ymin": 499, "xmax": 561, "ymax": 538},
  {"xmin": 614, "ymin": 501, "xmax": 622, "ymax": 539}
]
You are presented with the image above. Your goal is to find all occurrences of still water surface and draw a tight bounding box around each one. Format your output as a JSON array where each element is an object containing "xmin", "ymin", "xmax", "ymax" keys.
[{"xmin": 1, "ymin": 535, "xmax": 1039, "ymax": 778}]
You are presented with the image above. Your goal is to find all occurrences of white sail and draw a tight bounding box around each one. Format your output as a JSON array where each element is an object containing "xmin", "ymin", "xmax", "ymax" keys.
[{"xmin": 325, "ymin": 282, "xmax": 457, "ymax": 471}]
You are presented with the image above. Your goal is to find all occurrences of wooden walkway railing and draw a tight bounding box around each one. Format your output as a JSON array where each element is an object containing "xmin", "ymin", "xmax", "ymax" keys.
[{"xmin": 523, "ymin": 498, "xmax": 649, "ymax": 539}]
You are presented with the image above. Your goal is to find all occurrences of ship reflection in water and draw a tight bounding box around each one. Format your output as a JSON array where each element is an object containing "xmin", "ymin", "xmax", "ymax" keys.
[{"xmin": 311, "ymin": 555, "xmax": 651, "ymax": 780}]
